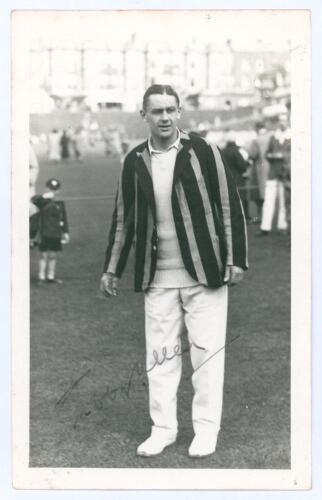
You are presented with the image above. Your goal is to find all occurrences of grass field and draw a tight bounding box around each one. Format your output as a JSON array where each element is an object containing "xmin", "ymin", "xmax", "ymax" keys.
[{"xmin": 30, "ymin": 153, "xmax": 290, "ymax": 469}]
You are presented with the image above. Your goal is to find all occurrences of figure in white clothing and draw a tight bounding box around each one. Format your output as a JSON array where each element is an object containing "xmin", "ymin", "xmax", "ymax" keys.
[{"xmin": 257, "ymin": 115, "xmax": 291, "ymax": 236}]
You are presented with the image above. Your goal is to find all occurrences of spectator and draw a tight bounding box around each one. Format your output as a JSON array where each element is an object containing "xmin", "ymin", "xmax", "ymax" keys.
[
  {"xmin": 71, "ymin": 126, "xmax": 86, "ymax": 162},
  {"xmin": 101, "ymin": 126, "xmax": 114, "ymax": 156},
  {"xmin": 257, "ymin": 115, "xmax": 291, "ymax": 236},
  {"xmin": 247, "ymin": 121, "xmax": 271, "ymax": 222},
  {"xmin": 48, "ymin": 129, "xmax": 61, "ymax": 163},
  {"xmin": 60, "ymin": 130, "xmax": 70, "ymax": 160},
  {"xmin": 89, "ymin": 119, "xmax": 100, "ymax": 146},
  {"xmin": 221, "ymin": 130, "xmax": 251, "ymax": 222}
]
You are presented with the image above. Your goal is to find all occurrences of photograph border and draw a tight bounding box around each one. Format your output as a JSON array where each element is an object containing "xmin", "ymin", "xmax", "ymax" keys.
[{"xmin": 9, "ymin": 5, "xmax": 312, "ymax": 492}]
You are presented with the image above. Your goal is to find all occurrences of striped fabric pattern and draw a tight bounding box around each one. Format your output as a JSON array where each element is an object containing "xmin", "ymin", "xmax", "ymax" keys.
[{"xmin": 103, "ymin": 131, "xmax": 248, "ymax": 292}]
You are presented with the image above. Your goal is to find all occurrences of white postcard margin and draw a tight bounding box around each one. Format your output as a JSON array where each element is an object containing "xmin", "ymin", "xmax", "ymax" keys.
[{"xmin": 11, "ymin": 9, "xmax": 311, "ymax": 490}]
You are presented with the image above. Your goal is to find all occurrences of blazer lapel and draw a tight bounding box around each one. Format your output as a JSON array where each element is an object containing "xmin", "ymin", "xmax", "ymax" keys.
[
  {"xmin": 133, "ymin": 131, "xmax": 192, "ymax": 216},
  {"xmin": 134, "ymin": 145, "xmax": 156, "ymax": 219},
  {"xmin": 173, "ymin": 134, "xmax": 192, "ymax": 184}
]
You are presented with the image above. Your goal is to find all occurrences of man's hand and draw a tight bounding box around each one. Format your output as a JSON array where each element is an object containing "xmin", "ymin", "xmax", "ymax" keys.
[
  {"xmin": 100, "ymin": 272, "xmax": 119, "ymax": 297},
  {"xmin": 61, "ymin": 233, "xmax": 70, "ymax": 244},
  {"xmin": 224, "ymin": 265, "xmax": 244, "ymax": 286}
]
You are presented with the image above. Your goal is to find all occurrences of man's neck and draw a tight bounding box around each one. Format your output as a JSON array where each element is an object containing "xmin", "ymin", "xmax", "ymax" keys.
[{"xmin": 150, "ymin": 130, "xmax": 179, "ymax": 151}]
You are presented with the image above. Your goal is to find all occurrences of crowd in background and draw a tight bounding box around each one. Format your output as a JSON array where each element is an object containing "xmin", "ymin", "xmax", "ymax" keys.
[
  {"xmin": 33, "ymin": 120, "xmax": 130, "ymax": 165},
  {"xmin": 30, "ymin": 110, "xmax": 291, "ymax": 236},
  {"xmin": 190, "ymin": 113, "xmax": 291, "ymax": 235},
  {"xmin": 46, "ymin": 125, "xmax": 126, "ymax": 163}
]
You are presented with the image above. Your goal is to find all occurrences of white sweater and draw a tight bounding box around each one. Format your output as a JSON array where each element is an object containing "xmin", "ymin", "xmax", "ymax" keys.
[{"xmin": 149, "ymin": 136, "xmax": 197, "ymax": 288}]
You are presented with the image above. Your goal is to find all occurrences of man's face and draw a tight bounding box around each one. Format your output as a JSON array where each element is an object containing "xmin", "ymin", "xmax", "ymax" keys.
[
  {"xmin": 276, "ymin": 114, "xmax": 289, "ymax": 132},
  {"xmin": 141, "ymin": 93, "xmax": 181, "ymax": 145}
]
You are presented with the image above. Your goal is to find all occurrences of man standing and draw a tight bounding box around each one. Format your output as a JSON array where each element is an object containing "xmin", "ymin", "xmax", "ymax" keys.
[
  {"xmin": 100, "ymin": 85, "xmax": 248, "ymax": 458},
  {"xmin": 221, "ymin": 130, "xmax": 251, "ymax": 222},
  {"xmin": 247, "ymin": 122, "xmax": 271, "ymax": 223},
  {"xmin": 257, "ymin": 115, "xmax": 291, "ymax": 236}
]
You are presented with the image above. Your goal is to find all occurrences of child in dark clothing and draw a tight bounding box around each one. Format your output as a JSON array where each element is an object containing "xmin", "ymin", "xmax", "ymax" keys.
[{"xmin": 31, "ymin": 178, "xmax": 69, "ymax": 284}]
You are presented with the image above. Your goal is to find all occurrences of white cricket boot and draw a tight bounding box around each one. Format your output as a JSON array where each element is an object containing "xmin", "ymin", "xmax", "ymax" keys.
[
  {"xmin": 136, "ymin": 427, "xmax": 177, "ymax": 457},
  {"xmin": 188, "ymin": 431, "xmax": 218, "ymax": 458}
]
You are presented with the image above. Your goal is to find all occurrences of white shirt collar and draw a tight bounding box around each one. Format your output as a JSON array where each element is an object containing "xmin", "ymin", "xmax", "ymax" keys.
[{"xmin": 148, "ymin": 129, "xmax": 181, "ymax": 154}]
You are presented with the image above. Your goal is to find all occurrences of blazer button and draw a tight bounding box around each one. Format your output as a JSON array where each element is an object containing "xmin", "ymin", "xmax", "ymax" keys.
[{"xmin": 152, "ymin": 245, "xmax": 157, "ymax": 251}]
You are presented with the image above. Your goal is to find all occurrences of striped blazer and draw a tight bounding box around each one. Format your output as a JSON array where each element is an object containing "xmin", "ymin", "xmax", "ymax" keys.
[{"xmin": 103, "ymin": 130, "xmax": 248, "ymax": 292}]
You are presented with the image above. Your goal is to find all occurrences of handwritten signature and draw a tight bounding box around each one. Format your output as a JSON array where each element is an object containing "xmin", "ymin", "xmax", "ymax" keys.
[{"xmin": 55, "ymin": 334, "xmax": 240, "ymax": 428}]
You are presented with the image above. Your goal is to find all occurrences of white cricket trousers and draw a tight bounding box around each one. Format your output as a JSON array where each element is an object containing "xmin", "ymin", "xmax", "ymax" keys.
[
  {"xmin": 261, "ymin": 179, "xmax": 288, "ymax": 231},
  {"xmin": 144, "ymin": 284, "xmax": 228, "ymax": 437}
]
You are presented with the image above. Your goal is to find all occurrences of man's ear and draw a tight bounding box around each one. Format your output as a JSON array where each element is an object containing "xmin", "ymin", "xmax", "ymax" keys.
[
  {"xmin": 140, "ymin": 109, "xmax": 146, "ymax": 121},
  {"xmin": 177, "ymin": 106, "xmax": 182, "ymax": 118}
]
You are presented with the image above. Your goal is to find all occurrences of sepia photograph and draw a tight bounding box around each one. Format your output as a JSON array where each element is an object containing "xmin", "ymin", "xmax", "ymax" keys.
[{"xmin": 11, "ymin": 9, "xmax": 311, "ymax": 490}]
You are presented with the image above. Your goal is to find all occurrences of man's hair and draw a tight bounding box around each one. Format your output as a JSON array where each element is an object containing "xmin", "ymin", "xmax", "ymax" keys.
[{"xmin": 142, "ymin": 84, "xmax": 180, "ymax": 110}]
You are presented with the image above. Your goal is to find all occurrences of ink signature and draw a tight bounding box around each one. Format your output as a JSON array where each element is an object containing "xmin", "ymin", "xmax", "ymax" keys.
[
  {"xmin": 55, "ymin": 334, "xmax": 240, "ymax": 428},
  {"xmin": 55, "ymin": 368, "xmax": 91, "ymax": 409}
]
